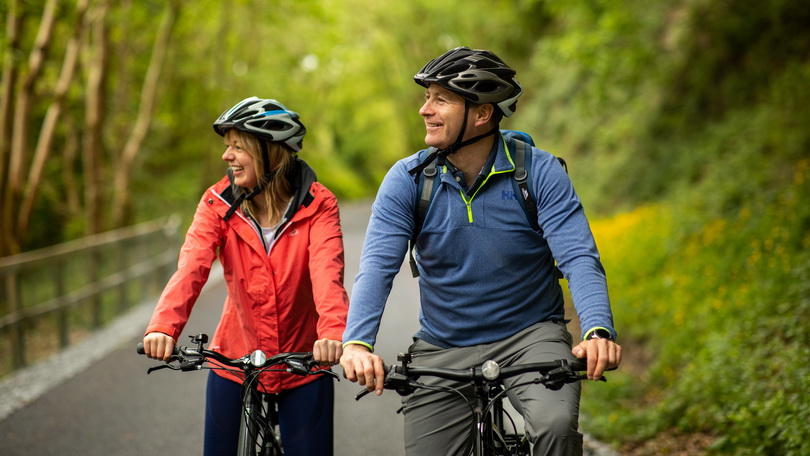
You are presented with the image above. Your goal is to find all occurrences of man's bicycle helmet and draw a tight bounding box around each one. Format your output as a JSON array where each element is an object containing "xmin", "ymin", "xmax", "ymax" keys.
[
  {"xmin": 213, "ymin": 97, "xmax": 306, "ymax": 152},
  {"xmin": 414, "ymin": 46, "xmax": 522, "ymax": 117}
]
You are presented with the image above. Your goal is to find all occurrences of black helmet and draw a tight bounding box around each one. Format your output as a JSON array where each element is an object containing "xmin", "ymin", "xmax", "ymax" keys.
[
  {"xmin": 414, "ymin": 47, "xmax": 522, "ymax": 117},
  {"xmin": 213, "ymin": 97, "xmax": 306, "ymax": 152}
]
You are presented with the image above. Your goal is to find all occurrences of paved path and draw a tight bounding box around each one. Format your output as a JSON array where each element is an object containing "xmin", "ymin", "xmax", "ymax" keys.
[{"xmin": 0, "ymin": 201, "xmax": 618, "ymax": 455}]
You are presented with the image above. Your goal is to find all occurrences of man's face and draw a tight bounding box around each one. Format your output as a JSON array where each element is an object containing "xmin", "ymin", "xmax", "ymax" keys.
[{"xmin": 419, "ymin": 84, "xmax": 467, "ymax": 149}]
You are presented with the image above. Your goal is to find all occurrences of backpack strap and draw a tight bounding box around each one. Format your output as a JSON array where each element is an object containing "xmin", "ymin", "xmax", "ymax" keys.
[
  {"xmin": 510, "ymin": 136, "xmax": 566, "ymax": 280},
  {"xmin": 409, "ymin": 147, "xmax": 439, "ymax": 277},
  {"xmin": 512, "ymin": 138, "xmax": 541, "ymax": 232},
  {"xmin": 416, "ymin": 149, "xmax": 438, "ymax": 232}
]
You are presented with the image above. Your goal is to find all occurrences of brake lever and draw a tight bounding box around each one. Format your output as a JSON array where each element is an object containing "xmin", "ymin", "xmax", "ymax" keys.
[
  {"xmin": 312, "ymin": 369, "xmax": 340, "ymax": 379},
  {"xmin": 355, "ymin": 387, "xmax": 375, "ymax": 401},
  {"xmin": 355, "ymin": 374, "xmax": 417, "ymax": 401},
  {"xmin": 146, "ymin": 364, "xmax": 178, "ymax": 374}
]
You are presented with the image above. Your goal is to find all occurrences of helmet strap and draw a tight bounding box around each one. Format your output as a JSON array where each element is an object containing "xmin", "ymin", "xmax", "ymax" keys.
[
  {"xmin": 408, "ymin": 101, "xmax": 498, "ymax": 183},
  {"xmin": 436, "ymin": 100, "xmax": 498, "ymax": 164},
  {"xmin": 259, "ymin": 141, "xmax": 275, "ymax": 185},
  {"xmin": 222, "ymin": 141, "xmax": 276, "ymax": 222},
  {"xmin": 244, "ymin": 141, "xmax": 276, "ymax": 199},
  {"xmin": 406, "ymin": 125, "xmax": 498, "ymax": 184}
]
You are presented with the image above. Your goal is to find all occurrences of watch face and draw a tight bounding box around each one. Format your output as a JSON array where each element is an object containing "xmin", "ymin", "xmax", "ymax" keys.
[{"xmin": 591, "ymin": 329, "xmax": 612, "ymax": 340}]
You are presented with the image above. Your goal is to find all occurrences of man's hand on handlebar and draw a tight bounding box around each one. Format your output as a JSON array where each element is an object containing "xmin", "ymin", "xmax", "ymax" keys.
[
  {"xmin": 340, "ymin": 344, "xmax": 386, "ymax": 396},
  {"xmin": 143, "ymin": 332, "xmax": 176, "ymax": 362},
  {"xmin": 572, "ymin": 338, "xmax": 622, "ymax": 381}
]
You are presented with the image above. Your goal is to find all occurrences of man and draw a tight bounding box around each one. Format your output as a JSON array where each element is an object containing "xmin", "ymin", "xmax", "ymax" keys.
[{"xmin": 341, "ymin": 46, "xmax": 621, "ymax": 455}]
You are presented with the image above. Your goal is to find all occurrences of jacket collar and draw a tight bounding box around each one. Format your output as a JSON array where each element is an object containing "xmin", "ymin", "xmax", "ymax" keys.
[
  {"xmin": 491, "ymin": 133, "xmax": 517, "ymax": 174},
  {"xmin": 209, "ymin": 158, "xmax": 320, "ymax": 255}
]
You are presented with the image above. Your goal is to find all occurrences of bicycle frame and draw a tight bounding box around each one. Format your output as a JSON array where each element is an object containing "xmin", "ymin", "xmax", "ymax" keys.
[
  {"xmin": 485, "ymin": 385, "xmax": 529, "ymax": 455},
  {"xmin": 469, "ymin": 379, "xmax": 531, "ymax": 455}
]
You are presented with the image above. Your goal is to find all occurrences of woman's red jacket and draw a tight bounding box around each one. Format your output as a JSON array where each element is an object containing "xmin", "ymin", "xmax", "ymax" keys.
[{"xmin": 146, "ymin": 164, "xmax": 349, "ymax": 393}]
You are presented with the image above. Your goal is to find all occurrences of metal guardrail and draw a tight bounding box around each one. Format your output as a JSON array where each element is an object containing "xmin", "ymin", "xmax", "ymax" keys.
[{"xmin": 0, "ymin": 216, "xmax": 182, "ymax": 372}]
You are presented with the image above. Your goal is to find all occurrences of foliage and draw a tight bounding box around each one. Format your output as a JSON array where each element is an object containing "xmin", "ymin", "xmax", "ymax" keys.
[
  {"xmin": 583, "ymin": 162, "xmax": 810, "ymax": 454},
  {"xmin": 548, "ymin": 2, "xmax": 810, "ymax": 453}
]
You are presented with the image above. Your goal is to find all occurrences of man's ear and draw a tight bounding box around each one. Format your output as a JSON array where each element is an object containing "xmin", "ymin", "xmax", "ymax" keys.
[{"xmin": 473, "ymin": 103, "xmax": 495, "ymax": 127}]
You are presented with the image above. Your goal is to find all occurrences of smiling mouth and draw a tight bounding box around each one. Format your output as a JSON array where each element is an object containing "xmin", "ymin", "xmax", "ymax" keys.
[
  {"xmin": 426, "ymin": 122, "xmax": 442, "ymax": 128},
  {"xmin": 231, "ymin": 165, "xmax": 244, "ymax": 173}
]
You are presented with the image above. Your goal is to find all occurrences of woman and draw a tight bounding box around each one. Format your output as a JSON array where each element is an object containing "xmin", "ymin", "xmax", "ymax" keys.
[{"xmin": 142, "ymin": 97, "xmax": 348, "ymax": 455}]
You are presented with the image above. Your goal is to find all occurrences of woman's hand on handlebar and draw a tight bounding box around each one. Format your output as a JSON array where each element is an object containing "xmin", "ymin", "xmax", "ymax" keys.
[
  {"xmin": 572, "ymin": 338, "xmax": 622, "ymax": 381},
  {"xmin": 340, "ymin": 344, "xmax": 386, "ymax": 396},
  {"xmin": 143, "ymin": 332, "xmax": 176, "ymax": 362},
  {"xmin": 313, "ymin": 338, "xmax": 343, "ymax": 367}
]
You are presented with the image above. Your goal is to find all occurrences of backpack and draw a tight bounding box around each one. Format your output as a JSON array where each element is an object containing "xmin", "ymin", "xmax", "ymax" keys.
[{"xmin": 407, "ymin": 130, "xmax": 567, "ymax": 278}]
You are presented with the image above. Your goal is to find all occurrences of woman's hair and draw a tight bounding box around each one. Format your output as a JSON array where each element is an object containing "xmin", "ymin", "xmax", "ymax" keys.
[{"xmin": 226, "ymin": 129, "xmax": 294, "ymax": 225}]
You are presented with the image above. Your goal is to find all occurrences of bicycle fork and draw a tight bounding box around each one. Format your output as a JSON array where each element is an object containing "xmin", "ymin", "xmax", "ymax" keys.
[
  {"xmin": 237, "ymin": 387, "xmax": 258, "ymax": 456},
  {"xmin": 472, "ymin": 383, "xmax": 494, "ymax": 456},
  {"xmin": 237, "ymin": 388, "xmax": 284, "ymax": 456}
]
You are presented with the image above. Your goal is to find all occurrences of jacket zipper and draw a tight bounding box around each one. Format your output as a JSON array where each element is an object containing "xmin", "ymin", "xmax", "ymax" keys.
[{"xmin": 455, "ymin": 144, "xmax": 515, "ymax": 224}]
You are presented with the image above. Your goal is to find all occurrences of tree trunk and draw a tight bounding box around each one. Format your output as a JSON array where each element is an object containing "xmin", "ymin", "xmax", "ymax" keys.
[
  {"xmin": 62, "ymin": 114, "xmax": 81, "ymax": 217},
  {"xmin": 3, "ymin": 0, "xmax": 59, "ymax": 255},
  {"xmin": 0, "ymin": 0, "xmax": 25, "ymax": 257},
  {"xmin": 111, "ymin": 0, "xmax": 179, "ymax": 227},
  {"xmin": 83, "ymin": 1, "xmax": 109, "ymax": 236},
  {"xmin": 17, "ymin": 0, "xmax": 90, "ymax": 238},
  {"xmin": 8, "ymin": 0, "xmax": 58, "ymax": 197}
]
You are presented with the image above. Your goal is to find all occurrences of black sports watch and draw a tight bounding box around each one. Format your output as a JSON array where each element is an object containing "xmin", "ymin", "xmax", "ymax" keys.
[{"xmin": 588, "ymin": 328, "xmax": 614, "ymax": 341}]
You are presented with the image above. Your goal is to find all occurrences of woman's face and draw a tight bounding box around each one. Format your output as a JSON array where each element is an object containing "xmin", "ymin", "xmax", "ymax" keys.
[{"xmin": 222, "ymin": 130, "xmax": 259, "ymax": 189}]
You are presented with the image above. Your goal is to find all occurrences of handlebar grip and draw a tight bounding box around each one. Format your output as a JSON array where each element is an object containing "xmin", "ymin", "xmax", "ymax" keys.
[
  {"xmin": 136, "ymin": 342, "xmax": 180, "ymax": 356},
  {"xmin": 567, "ymin": 358, "xmax": 618, "ymax": 373},
  {"xmin": 568, "ymin": 358, "xmax": 588, "ymax": 371}
]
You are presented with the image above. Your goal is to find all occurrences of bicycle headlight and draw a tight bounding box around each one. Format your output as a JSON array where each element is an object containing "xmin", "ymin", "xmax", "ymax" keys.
[
  {"xmin": 250, "ymin": 350, "xmax": 267, "ymax": 367},
  {"xmin": 481, "ymin": 360, "xmax": 500, "ymax": 381}
]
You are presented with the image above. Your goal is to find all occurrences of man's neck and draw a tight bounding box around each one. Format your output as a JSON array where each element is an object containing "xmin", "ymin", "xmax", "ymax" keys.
[{"xmin": 446, "ymin": 134, "xmax": 496, "ymax": 187}]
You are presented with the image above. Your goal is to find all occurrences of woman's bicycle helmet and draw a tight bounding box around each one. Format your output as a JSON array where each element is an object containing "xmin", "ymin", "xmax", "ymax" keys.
[
  {"xmin": 213, "ymin": 97, "xmax": 306, "ymax": 152},
  {"xmin": 414, "ymin": 46, "xmax": 522, "ymax": 117},
  {"xmin": 213, "ymin": 97, "xmax": 306, "ymax": 220}
]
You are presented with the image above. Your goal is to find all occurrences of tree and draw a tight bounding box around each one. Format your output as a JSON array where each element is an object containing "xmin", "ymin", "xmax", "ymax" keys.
[
  {"xmin": 1, "ymin": 0, "xmax": 59, "ymax": 256},
  {"xmin": 0, "ymin": 0, "xmax": 181, "ymax": 255},
  {"xmin": 111, "ymin": 0, "xmax": 179, "ymax": 226},
  {"xmin": 17, "ymin": 0, "xmax": 90, "ymax": 236}
]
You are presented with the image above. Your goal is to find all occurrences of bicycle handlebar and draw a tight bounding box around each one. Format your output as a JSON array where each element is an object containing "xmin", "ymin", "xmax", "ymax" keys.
[
  {"xmin": 401, "ymin": 358, "xmax": 588, "ymax": 382},
  {"xmin": 356, "ymin": 354, "xmax": 598, "ymax": 400},
  {"xmin": 137, "ymin": 333, "xmax": 337, "ymax": 378}
]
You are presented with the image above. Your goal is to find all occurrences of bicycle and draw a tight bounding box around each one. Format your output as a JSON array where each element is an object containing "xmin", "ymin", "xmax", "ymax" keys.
[
  {"xmin": 356, "ymin": 352, "xmax": 604, "ymax": 456},
  {"xmin": 137, "ymin": 333, "xmax": 337, "ymax": 456}
]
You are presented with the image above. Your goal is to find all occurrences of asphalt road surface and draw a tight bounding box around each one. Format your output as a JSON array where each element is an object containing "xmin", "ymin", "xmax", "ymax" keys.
[{"xmin": 0, "ymin": 201, "xmax": 618, "ymax": 456}]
